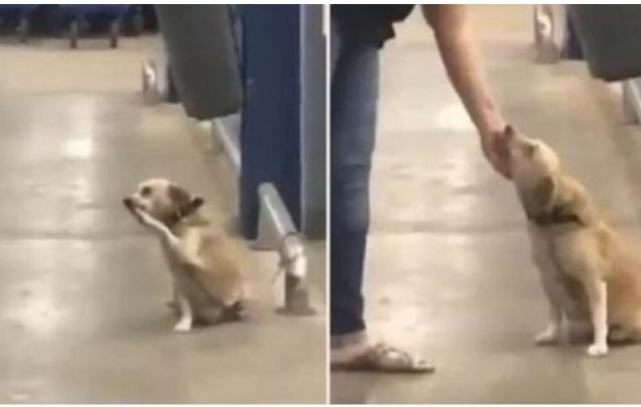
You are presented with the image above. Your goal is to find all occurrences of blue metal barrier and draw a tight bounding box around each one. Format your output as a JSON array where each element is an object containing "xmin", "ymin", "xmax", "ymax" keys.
[{"xmin": 238, "ymin": 5, "xmax": 302, "ymax": 239}]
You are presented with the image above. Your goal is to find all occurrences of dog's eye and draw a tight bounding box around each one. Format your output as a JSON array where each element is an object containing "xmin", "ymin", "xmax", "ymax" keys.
[{"xmin": 140, "ymin": 186, "xmax": 152, "ymax": 197}]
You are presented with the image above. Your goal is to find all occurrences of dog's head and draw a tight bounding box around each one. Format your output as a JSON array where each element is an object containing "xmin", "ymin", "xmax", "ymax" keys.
[
  {"xmin": 122, "ymin": 178, "xmax": 204, "ymax": 225},
  {"xmin": 505, "ymin": 126, "xmax": 561, "ymax": 217}
]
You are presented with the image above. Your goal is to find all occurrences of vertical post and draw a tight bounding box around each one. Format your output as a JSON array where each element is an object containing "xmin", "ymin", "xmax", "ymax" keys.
[
  {"xmin": 300, "ymin": 5, "xmax": 327, "ymax": 238},
  {"xmin": 254, "ymin": 183, "xmax": 315, "ymax": 316}
]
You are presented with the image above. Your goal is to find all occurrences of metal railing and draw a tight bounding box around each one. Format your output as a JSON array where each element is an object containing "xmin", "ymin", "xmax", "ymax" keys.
[
  {"xmin": 211, "ymin": 124, "xmax": 315, "ymax": 316},
  {"xmin": 253, "ymin": 183, "xmax": 315, "ymax": 316}
]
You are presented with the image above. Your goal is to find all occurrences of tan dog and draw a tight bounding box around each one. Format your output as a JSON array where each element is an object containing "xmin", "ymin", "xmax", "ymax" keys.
[
  {"xmin": 507, "ymin": 126, "xmax": 641, "ymax": 357},
  {"xmin": 123, "ymin": 178, "xmax": 245, "ymax": 332}
]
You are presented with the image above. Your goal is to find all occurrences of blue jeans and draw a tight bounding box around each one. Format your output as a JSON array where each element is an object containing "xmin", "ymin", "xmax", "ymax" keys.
[{"xmin": 330, "ymin": 21, "xmax": 380, "ymax": 337}]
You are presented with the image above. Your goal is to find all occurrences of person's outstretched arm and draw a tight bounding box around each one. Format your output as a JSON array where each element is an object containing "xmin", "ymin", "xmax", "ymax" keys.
[{"xmin": 422, "ymin": 5, "xmax": 511, "ymax": 179}]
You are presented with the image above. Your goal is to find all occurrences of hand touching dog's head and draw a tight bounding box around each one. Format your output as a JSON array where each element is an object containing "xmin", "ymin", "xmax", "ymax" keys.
[{"xmin": 506, "ymin": 126, "xmax": 563, "ymax": 218}]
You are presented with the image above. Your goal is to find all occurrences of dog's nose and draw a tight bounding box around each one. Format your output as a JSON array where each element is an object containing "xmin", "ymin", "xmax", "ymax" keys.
[{"xmin": 123, "ymin": 197, "xmax": 133, "ymax": 209}]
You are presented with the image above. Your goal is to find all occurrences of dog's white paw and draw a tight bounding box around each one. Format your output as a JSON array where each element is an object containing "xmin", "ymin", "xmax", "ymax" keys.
[
  {"xmin": 134, "ymin": 208, "xmax": 155, "ymax": 225},
  {"xmin": 534, "ymin": 325, "xmax": 559, "ymax": 346},
  {"xmin": 587, "ymin": 343, "xmax": 608, "ymax": 357},
  {"xmin": 173, "ymin": 320, "xmax": 192, "ymax": 333}
]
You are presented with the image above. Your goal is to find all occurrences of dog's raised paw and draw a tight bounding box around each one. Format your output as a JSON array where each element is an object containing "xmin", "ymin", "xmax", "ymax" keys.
[{"xmin": 587, "ymin": 343, "xmax": 608, "ymax": 357}]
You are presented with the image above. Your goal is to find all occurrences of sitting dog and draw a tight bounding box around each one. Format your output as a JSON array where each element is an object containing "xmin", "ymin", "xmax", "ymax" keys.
[
  {"xmin": 123, "ymin": 178, "xmax": 245, "ymax": 332},
  {"xmin": 507, "ymin": 126, "xmax": 641, "ymax": 357}
]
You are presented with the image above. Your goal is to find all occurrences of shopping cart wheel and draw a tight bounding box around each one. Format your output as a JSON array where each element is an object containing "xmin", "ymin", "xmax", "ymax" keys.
[
  {"xmin": 18, "ymin": 16, "xmax": 29, "ymax": 43},
  {"xmin": 70, "ymin": 19, "xmax": 79, "ymax": 49},
  {"xmin": 109, "ymin": 20, "xmax": 120, "ymax": 48}
]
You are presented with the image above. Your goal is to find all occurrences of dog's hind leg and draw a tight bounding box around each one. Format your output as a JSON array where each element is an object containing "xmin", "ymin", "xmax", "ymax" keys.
[
  {"xmin": 581, "ymin": 276, "xmax": 609, "ymax": 357},
  {"xmin": 533, "ymin": 252, "xmax": 565, "ymax": 345},
  {"xmin": 535, "ymin": 306, "xmax": 563, "ymax": 345},
  {"xmin": 198, "ymin": 306, "xmax": 224, "ymax": 325},
  {"xmin": 173, "ymin": 292, "xmax": 193, "ymax": 332},
  {"xmin": 610, "ymin": 314, "xmax": 641, "ymax": 343},
  {"xmin": 134, "ymin": 209, "xmax": 197, "ymax": 266},
  {"xmin": 198, "ymin": 302, "xmax": 245, "ymax": 325},
  {"xmin": 166, "ymin": 282, "xmax": 179, "ymax": 315},
  {"xmin": 609, "ymin": 326, "xmax": 633, "ymax": 343}
]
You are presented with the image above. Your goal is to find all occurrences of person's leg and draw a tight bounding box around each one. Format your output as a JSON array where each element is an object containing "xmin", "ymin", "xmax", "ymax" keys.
[
  {"xmin": 329, "ymin": 21, "xmax": 433, "ymax": 373},
  {"xmin": 330, "ymin": 23, "xmax": 379, "ymax": 344}
]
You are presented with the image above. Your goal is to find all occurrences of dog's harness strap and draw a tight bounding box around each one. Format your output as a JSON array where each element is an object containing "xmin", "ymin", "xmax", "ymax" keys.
[{"xmin": 166, "ymin": 198, "xmax": 204, "ymax": 227}]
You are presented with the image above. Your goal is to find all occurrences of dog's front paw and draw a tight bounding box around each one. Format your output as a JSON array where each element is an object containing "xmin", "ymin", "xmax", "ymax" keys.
[
  {"xmin": 123, "ymin": 199, "xmax": 143, "ymax": 223},
  {"xmin": 133, "ymin": 208, "xmax": 154, "ymax": 225},
  {"xmin": 587, "ymin": 342, "xmax": 608, "ymax": 357},
  {"xmin": 534, "ymin": 325, "xmax": 559, "ymax": 346},
  {"xmin": 173, "ymin": 319, "xmax": 193, "ymax": 333}
]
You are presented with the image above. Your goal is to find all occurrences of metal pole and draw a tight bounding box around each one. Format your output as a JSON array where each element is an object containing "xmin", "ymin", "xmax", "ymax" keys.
[{"xmin": 255, "ymin": 183, "xmax": 315, "ymax": 316}]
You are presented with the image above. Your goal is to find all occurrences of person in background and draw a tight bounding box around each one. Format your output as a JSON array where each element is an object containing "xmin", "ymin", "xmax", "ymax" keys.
[{"xmin": 330, "ymin": 5, "xmax": 511, "ymax": 372}]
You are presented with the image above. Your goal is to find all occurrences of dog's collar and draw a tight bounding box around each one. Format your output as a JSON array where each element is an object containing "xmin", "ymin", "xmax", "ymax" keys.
[
  {"xmin": 166, "ymin": 198, "xmax": 204, "ymax": 227},
  {"xmin": 528, "ymin": 204, "xmax": 584, "ymax": 227}
]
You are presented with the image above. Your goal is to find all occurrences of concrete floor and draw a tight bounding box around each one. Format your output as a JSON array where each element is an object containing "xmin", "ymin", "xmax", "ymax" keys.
[
  {"xmin": 331, "ymin": 6, "xmax": 641, "ymax": 404},
  {"xmin": 0, "ymin": 36, "xmax": 325, "ymax": 403}
]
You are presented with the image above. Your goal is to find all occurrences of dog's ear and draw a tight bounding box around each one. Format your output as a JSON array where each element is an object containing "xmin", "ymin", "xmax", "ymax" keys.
[
  {"xmin": 519, "ymin": 175, "xmax": 555, "ymax": 217},
  {"xmin": 191, "ymin": 196, "xmax": 205, "ymax": 210},
  {"xmin": 169, "ymin": 184, "xmax": 205, "ymax": 214},
  {"xmin": 168, "ymin": 184, "xmax": 192, "ymax": 209}
]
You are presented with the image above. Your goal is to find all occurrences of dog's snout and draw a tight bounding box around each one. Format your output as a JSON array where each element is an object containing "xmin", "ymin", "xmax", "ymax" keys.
[{"xmin": 123, "ymin": 197, "xmax": 133, "ymax": 209}]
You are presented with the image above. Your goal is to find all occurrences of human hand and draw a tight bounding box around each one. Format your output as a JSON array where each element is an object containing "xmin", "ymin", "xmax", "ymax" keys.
[{"xmin": 480, "ymin": 126, "xmax": 512, "ymax": 179}]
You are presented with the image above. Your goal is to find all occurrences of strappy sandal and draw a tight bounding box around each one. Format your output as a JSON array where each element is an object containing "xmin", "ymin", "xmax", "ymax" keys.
[{"xmin": 331, "ymin": 342, "xmax": 435, "ymax": 374}]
